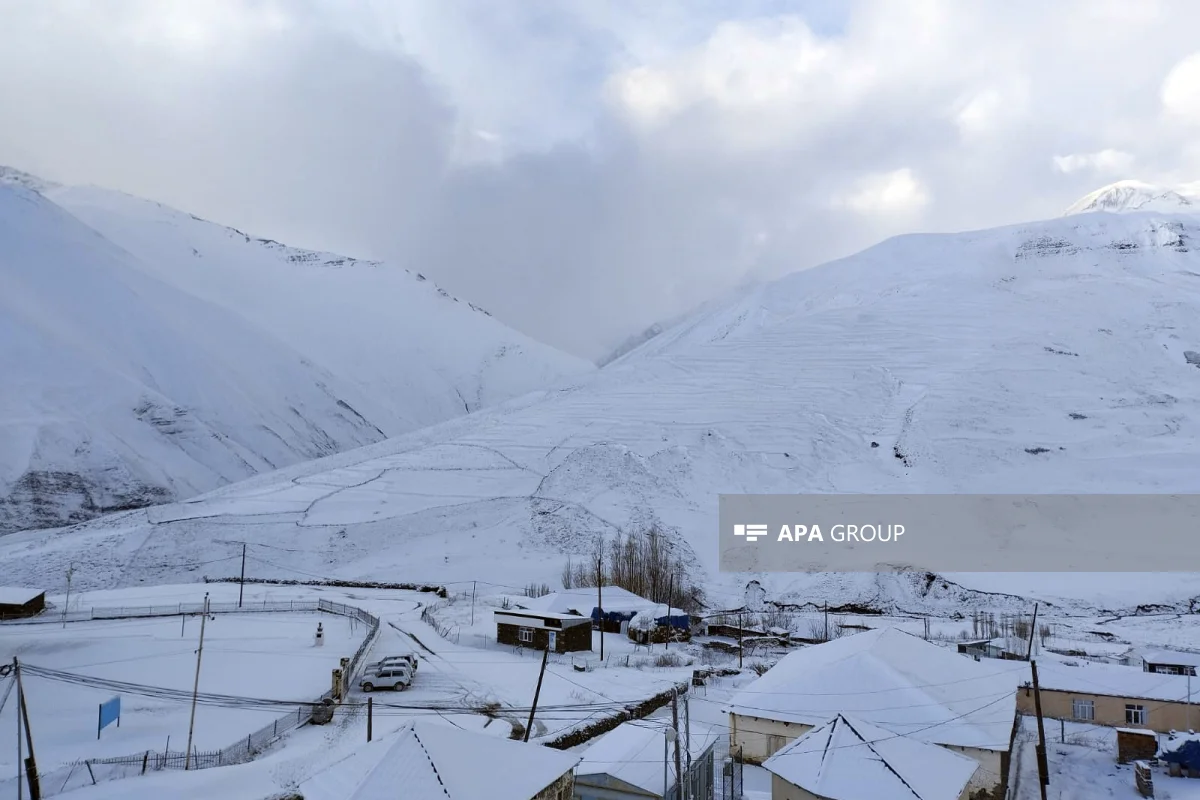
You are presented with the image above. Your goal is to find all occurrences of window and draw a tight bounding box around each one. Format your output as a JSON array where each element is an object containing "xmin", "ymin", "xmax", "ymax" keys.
[
  {"xmin": 1126, "ymin": 704, "xmax": 1147, "ymax": 725},
  {"xmin": 519, "ymin": 627, "xmax": 533, "ymax": 643},
  {"xmin": 1072, "ymin": 699, "xmax": 1094, "ymax": 721}
]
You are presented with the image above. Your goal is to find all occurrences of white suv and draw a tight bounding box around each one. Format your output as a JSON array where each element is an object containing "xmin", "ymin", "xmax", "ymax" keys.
[
  {"xmin": 360, "ymin": 665, "xmax": 412, "ymax": 692},
  {"xmin": 365, "ymin": 654, "xmax": 418, "ymax": 673}
]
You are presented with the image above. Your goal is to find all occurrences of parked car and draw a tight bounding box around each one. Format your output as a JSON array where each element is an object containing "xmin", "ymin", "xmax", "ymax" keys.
[
  {"xmin": 365, "ymin": 654, "xmax": 419, "ymax": 673},
  {"xmin": 360, "ymin": 664, "xmax": 412, "ymax": 692}
]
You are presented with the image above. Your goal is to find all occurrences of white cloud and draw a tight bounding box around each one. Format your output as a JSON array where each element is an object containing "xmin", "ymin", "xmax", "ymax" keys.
[
  {"xmin": 1052, "ymin": 149, "xmax": 1136, "ymax": 175},
  {"xmin": 1162, "ymin": 52, "xmax": 1200, "ymax": 125},
  {"xmin": 834, "ymin": 169, "xmax": 931, "ymax": 215}
]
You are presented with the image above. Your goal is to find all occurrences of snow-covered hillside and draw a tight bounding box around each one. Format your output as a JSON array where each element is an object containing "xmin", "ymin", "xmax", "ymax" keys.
[
  {"xmin": 0, "ymin": 167, "xmax": 592, "ymax": 532},
  {"xmin": 1063, "ymin": 179, "xmax": 1196, "ymax": 216},
  {"xmin": 4, "ymin": 193, "xmax": 1200, "ymax": 612},
  {"xmin": 13, "ymin": 169, "xmax": 594, "ymax": 434},
  {"xmin": 0, "ymin": 183, "xmax": 388, "ymax": 532}
]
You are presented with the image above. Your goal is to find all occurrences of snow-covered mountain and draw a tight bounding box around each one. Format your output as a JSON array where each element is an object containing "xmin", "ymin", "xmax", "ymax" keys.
[
  {"xmin": 0, "ymin": 169, "xmax": 592, "ymax": 532},
  {"xmin": 4, "ymin": 187, "xmax": 1200, "ymax": 613},
  {"xmin": 1063, "ymin": 179, "xmax": 1197, "ymax": 216}
]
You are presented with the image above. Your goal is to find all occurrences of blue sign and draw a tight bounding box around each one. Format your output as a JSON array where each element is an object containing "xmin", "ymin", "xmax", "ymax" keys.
[{"xmin": 98, "ymin": 696, "xmax": 120, "ymax": 738}]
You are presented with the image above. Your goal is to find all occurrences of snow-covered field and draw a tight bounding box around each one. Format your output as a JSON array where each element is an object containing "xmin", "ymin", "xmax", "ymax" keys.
[{"xmin": 0, "ymin": 611, "xmax": 360, "ymax": 769}]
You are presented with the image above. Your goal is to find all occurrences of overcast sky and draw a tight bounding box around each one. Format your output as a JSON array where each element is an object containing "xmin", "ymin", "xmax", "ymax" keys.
[{"xmin": 3, "ymin": 1, "xmax": 1200, "ymax": 359}]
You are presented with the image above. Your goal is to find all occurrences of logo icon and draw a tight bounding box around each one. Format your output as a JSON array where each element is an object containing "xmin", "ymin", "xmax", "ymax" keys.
[{"xmin": 734, "ymin": 524, "xmax": 769, "ymax": 543}]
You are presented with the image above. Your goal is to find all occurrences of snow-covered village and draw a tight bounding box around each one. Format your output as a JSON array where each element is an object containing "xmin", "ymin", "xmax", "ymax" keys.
[{"xmin": 5, "ymin": 3, "xmax": 1200, "ymax": 799}]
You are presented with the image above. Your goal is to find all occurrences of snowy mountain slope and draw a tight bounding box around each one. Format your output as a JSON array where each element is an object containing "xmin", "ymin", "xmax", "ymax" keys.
[
  {"xmin": 0, "ymin": 183, "xmax": 391, "ymax": 532},
  {"xmin": 1063, "ymin": 179, "xmax": 1197, "ymax": 216},
  {"xmin": 23, "ymin": 173, "xmax": 594, "ymax": 436},
  {"xmin": 5, "ymin": 198, "xmax": 1200, "ymax": 612}
]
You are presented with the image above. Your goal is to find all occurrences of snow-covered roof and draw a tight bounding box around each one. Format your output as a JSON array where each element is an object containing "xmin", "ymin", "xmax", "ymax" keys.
[
  {"xmin": 575, "ymin": 721, "xmax": 719, "ymax": 798},
  {"xmin": 1141, "ymin": 649, "xmax": 1200, "ymax": 668},
  {"xmin": 494, "ymin": 608, "xmax": 591, "ymax": 623},
  {"xmin": 726, "ymin": 628, "xmax": 1022, "ymax": 752},
  {"xmin": 520, "ymin": 587, "xmax": 656, "ymax": 615},
  {"xmin": 0, "ymin": 587, "xmax": 43, "ymax": 605},
  {"xmin": 1029, "ymin": 659, "xmax": 1197, "ymax": 704},
  {"xmin": 299, "ymin": 720, "xmax": 581, "ymax": 800},
  {"xmin": 763, "ymin": 714, "xmax": 979, "ymax": 800}
]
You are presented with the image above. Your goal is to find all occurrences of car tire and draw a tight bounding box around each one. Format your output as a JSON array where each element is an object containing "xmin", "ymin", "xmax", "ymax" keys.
[
  {"xmin": 362, "ymin": 683, "xmax": 374, "ymax": 692},
  {"xmin": 394, "ymin": 682, "xmax": 406, "ymax": 691}
]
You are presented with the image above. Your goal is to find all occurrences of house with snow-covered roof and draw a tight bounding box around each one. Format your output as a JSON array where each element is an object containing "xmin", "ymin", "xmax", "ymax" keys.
[
  {"xmin": 1141, "ymin": 648, "xmax": 1200, "ymax": 676},
  {"xmin": 520, "ymin": 587, "xmax": 658, "ymax": 633},
  {"xmin": 1016, "ymin": 658, "xmax": 1199, "ymax": 733},
  {"xmin": 298, "ymin": 719, "xmax": 581, "ymax": 800},
  {"xmin": 0, "ymin": 586, "xmax": 45, "ymax": 619},
  {"xmin": 763, "ymin": 714, "xmax": 980, "ymax": 800},
  {"xmin": 725, "ymin": 628, "xmax": 1020, "ymax": 798},
  {"xmin": 573, "ymin": 720, "xmax": 719, "ymax": 800}
]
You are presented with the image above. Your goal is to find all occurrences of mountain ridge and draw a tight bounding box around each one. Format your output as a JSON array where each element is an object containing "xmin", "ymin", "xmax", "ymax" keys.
[{"xmin": 5, "ymin": 198, "xmax": 1197, "ymax": 612}]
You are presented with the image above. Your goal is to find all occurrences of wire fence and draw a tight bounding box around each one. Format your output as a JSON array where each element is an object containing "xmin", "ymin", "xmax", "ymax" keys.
[{"xmin": 0, "ymin": 598, "xmax": 379, "ymax": 799}]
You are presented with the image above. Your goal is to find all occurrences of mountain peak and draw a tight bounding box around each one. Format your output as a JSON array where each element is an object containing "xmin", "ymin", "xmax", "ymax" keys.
[{"xmin": 1064, "ymin": 179, "xmax": 1195, "ymax": 216}]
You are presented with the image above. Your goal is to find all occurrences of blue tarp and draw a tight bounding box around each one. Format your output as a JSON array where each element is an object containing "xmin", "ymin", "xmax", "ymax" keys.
[
  {"xmin": 656, "ymin": 613, "xmax": 690, "ymax": 630},
  {"xmin": 1161, "ymin": 739, "xmax": 1200, "ymax": 771}
]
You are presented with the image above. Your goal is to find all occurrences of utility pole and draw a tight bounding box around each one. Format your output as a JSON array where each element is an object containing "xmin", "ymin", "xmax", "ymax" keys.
[
  {"xmin": 824, "ymin": 601, "xmax": 829, "ymax": 642},
  {"xmin": 684, "ymin": 689, "xmax": 692, "ymax": 800},
  {"xmin": 15, "ymin": 660, "xmax": 40, "ymax": 799},
  {"xmin": 672, "ymin": 689, "xmax": 683, "ymax": 800},
  {"xmin": 1030, "ymin": 660, "xmax": 1049, "ymax": 800},
  {"xmin": 470, "ymin": 581, "xmax": 477, "ymax": 627},
  {"xmin": 665, "ymin": 572, "xmax": 674, "ymax": 651},
  {"xmin": 1026, "ymin": 602, "xmax": 1039, "ymax": 660},
  {"xmin": 185, "ymin": 593, "xmax": 210, "ymax": 769},
  {"xmin": 1188, "ymin": 673, "xmax": 1192, "ymax": 731},
  {"xmin": 737, "ymin": 612, "xmax": 744, "ymax": 670},
  {"xmin": 598, "ymin": 540, "xmax": 605, "ymax": 661},
  {"xmin": 15, "ymin": 660, "xmax": 23, "ymax": 800},
  {"xmin": 238, "ymin": 544, "xmax": 246, "ymax": 608},
  {"xmin": 523, "ymin": 647, "xmax": 549, "ymax": 743},
  {"xmin": 367, "ymin": 697, "xmax": 373, "ymax": 742},
  {"xmin": 62, "ymin": 564, "xmax": 75, "ymax": 629}
]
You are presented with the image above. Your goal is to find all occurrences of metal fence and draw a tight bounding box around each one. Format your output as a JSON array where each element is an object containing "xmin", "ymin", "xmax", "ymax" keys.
[
  {"xmin": 4, "ymin": 598, "xmax": 335, "ymax": 626},
  {"xmin": 0, "ymin": 597, "xmax": 380, "ymax": 799}
]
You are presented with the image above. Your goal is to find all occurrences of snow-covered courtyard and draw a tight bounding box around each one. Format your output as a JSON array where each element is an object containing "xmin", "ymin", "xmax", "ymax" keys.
[{"xmin": 0, "ymin": 610, "xmax": 362, "ymax": 772}]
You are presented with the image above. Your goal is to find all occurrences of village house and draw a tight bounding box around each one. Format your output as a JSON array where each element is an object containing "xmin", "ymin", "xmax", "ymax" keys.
[
  {"xmin": 1017, "ymin": 658, "xmax": 1199, "ymax": 733},
  {"xmin": 520, "ymin": 587, "xmax": 658, "ymax": 634},
  {"xmin": 726, "ymin": 628, "xmax": 1019, "ymax": 800},
  {"xmin": 494, "ymin": 608, "xmax": 593, "ymax": 653},
  {"xmin": 0, "ymin": 587, "xmax": 45, "ymax": 620},
  {"xmin": 298, "ymin": 719, "xmax": 581, "ymax": 800},
  {"xmin": 1141, "ymin": 649, "xmax": 1200, "ymax": 677},
  {"xmin": 762, "ymin": 714, "xmax": 981, "ymax": 800},
  {"xmin": 573, "ymin": 720, "xmax": 719, "ymax": 800}
]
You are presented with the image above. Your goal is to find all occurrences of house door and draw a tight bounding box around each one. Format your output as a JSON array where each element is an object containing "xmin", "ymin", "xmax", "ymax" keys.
[{"xmin": 548, "ymin": 631, "xmax": 557, "ymax": 651}]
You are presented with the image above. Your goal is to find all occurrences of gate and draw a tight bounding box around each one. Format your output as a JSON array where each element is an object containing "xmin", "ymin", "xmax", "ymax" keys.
[{"xmin": 720, "ymin": 746, "xmax": 743, "ymax": 800}]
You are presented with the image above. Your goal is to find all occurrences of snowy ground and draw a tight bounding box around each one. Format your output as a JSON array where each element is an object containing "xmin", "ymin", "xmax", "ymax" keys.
[
  {"xmin": 0, "ymin": 583, "xmax": 699, "ymax": 799},
  {"xmin": 0, "ymin": 611, "xmax": 361, "ymax": 771},
  {"xmin": 1011, "ymin": 718, "xmax": 1200, "ymax": 800}
]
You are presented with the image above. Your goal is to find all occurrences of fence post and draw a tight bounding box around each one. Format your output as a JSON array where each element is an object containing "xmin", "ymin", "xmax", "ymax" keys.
[{"xmin": 142, "ymin": 751, "xmax": 149, "ymax": 775}]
